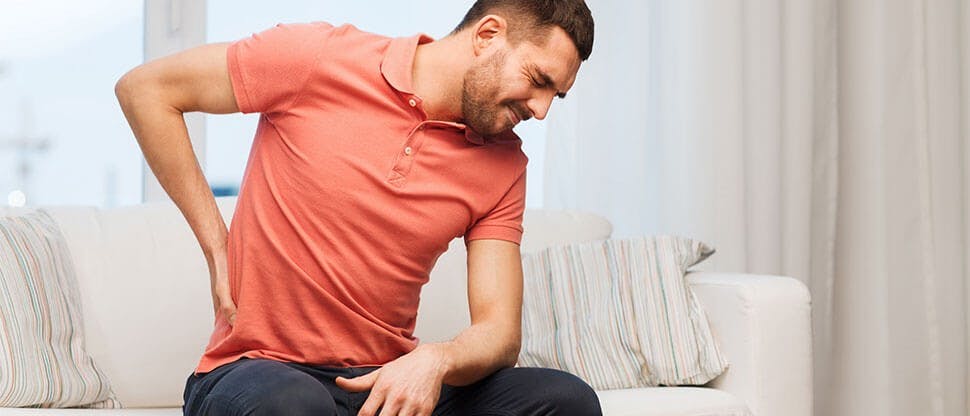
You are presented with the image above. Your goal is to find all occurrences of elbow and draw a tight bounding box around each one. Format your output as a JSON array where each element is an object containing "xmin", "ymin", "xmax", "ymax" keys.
[
  {"xmin": 115, "ymin": 66, "xmax": 157, "ymax": 110},
  {"xmin": 114, "ymin": 68, "xmax": 178, "ymax": 118},
  {"xmin": 114, "ymin": 70, "xmax": 137, "ymax": 108}
]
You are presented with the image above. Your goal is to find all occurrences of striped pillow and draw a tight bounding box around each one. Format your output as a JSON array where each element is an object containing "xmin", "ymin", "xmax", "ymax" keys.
[
  {"xmin": 0, "ymin": 210, "xmax": 121, "ymax": 408},
  {"xmin": 518, "ymin": 236, "xmax": 728, "ymax": 389}
]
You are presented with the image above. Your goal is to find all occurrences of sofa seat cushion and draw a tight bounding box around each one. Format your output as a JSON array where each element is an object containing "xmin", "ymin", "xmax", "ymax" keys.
[
  {"xmin": 0, "ymin": 388, "xmax": 749, "ymax": 416},
  {"xmin": 597, "ymin": 387, "xmax": 751, "ymax": 416},
  {"xmin": 0, "ymin": 409, "xmax": 179, "ymax": 416}
]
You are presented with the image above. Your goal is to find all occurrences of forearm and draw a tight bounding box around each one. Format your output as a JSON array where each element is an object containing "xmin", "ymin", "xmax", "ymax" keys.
[
  {"xmin": 428, "ymin": 321, "xmax": 520, "ymax": 386},
  {"xmin": 425, "ymin": 239, "xmax": 525, "ymax": 387},
  {"xmin": 115, "ymin": 75, "xmax": 227, "ymax": 257}
]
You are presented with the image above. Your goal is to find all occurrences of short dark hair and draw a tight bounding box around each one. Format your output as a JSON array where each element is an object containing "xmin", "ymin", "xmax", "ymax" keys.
[{"xmin": 453, "ymin": 0, "xmax": 594, "ymax": 61}]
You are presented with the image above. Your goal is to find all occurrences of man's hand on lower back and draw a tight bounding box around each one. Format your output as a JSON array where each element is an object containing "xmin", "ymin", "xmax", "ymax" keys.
[{"xmin": 335, "ymin": 343, "xmax": 452, "ymax": 416}]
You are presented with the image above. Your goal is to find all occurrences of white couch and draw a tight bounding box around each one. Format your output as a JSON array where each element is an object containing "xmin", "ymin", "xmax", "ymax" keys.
[{"xmin": 0, "ymin": 197, "xmax": 812, "ymax": 415}]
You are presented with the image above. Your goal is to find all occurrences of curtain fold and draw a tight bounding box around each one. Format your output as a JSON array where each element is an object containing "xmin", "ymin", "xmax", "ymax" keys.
[
  {"xmin": 964, "ymin": 0, "xmax": 970, "ymax": 410},
  {"xmin": 544, "ymin": 1, "xmax": 968, "ymax": 414}
]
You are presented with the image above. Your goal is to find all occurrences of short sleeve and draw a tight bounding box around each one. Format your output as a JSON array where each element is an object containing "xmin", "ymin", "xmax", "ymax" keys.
[
  {"xmin": 227, "ymin": 22, "xmax": 335, "ymax": 115},
  {"xmin": 464, "ymin": 169, "xmax": 527, "ymax": 245}
]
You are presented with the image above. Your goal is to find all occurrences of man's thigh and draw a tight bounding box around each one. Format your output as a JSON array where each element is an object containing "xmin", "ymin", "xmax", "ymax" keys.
[
  {"xmin": 433, "ymin": 367, "xmax": 603, "ymax": 416},
  {"xmin": 182, "ymin": 358, "xmax": 339, "ymax": 416}
]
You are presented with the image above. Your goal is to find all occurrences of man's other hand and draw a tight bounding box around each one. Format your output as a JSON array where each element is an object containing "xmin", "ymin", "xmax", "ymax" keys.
[{"xmin": 335, "ymin": 344, "xmax": 451, "ymax": 416}]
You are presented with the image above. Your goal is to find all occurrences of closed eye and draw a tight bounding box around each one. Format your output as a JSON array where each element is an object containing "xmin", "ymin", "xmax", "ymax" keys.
[{"xmin": 533, "ymin": 68, "xmax": 567, "ymax": 99}]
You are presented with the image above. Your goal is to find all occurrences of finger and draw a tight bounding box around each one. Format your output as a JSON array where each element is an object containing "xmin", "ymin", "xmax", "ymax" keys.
[
  {"xmin": 412, "ymin": 403, "xmax": 434, "ymax": 416},
  {"xmin": 336, "ymin": 369, "xmax": 380, "ymax": 392},
  {"xmin": 357, "ymin": 388, "xmax": 386, "ymax": 416},
  {"xmin": 407, "ymin": 399, "xmax": 436, "ymax": 416},
  {"xmin": 399, "ymin": 403, "xmax": 427, "ymax": 416},
  {"xmin": 336, "ymin": 370, "xmax": 377, "ymax": 392},
  {"xmin": 378, "ymin": 396, "xmax": 402, "ymax": 416}
]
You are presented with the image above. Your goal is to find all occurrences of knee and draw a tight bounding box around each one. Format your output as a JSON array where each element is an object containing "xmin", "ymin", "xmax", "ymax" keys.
[
  {"xmin": 516, "ymin": 368, "xmax": 603, "ymax": 416},
  {"xmin": 250, "ymin": 375, "xmax": 336, "ymax": 416}
]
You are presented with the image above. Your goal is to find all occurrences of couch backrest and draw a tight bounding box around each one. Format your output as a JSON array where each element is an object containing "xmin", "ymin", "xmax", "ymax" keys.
[{"xmin": 25, "ymin": 196, "xmax": 612, "ymax": 407}]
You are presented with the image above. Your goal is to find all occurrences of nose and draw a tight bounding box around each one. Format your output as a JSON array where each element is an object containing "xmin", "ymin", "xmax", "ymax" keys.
[{"xmin": 526, "ymin": 92, "xmax": 556, "ymax": 121}]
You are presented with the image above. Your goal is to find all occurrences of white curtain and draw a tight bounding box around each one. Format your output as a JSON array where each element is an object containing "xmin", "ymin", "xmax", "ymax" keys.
[{"xmin": 544, "ymin": 1, "xmax": 969, "ymax": 415}]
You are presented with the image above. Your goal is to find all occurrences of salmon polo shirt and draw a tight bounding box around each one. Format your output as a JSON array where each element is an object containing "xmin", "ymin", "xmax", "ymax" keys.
[{"xmin": 194, "ymin": 22, "xmax": 529, "ymax": 374}]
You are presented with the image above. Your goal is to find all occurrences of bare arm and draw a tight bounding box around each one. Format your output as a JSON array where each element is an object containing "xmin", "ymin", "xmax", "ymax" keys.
[
  {"xmin": 114, "ymin": 42, "xmax": 241, "ymax": 323},
  {"xmin": 434, "ymin": 238, "xmax": 523, "ymax": 385}
]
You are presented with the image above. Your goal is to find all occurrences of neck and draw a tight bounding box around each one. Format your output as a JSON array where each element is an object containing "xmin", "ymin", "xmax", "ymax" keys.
[{"xmin": 412, "ymin": 35, "xmax": 468, "ymax": 122}]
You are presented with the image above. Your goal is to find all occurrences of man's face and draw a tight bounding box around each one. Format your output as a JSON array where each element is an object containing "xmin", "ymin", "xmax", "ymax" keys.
[{"xmin": 461, "ymin": 26, "xmax": 582, "ymax": 136}]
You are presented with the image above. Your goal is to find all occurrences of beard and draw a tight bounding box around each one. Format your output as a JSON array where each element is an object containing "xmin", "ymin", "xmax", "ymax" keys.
[{"xmin": 460, "ymin": 50, "xmax": 521, "ymax": 136}]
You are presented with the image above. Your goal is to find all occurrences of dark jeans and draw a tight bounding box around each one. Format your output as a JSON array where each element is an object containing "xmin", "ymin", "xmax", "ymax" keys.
[{"xmin": 183, "ymin": 358, "xmax": 602, "ymax": 416}]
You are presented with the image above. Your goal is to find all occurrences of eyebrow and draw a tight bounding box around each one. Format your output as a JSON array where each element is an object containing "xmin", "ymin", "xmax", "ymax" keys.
[{"xmin": 536, "ymin": 69, "xmax": 567, "ymax": 99}]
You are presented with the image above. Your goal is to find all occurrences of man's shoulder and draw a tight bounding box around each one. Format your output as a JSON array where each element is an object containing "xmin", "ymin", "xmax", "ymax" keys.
[
  {"xmin": 253, "ymin": 21, "xmax": 392, "ymax": 52},
  {"xmin": 304, "ymin": 21, "xmax": 393, "ymax": 46}
]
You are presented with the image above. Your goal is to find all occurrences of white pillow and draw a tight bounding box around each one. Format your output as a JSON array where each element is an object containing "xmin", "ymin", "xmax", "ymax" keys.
[
  {"xmin": 518, "ymin": 236, "xmax": 728, "ymax": 389},
  {"xmin": 0, "ymin": 211, "xmax": 120, "ymax": 408}
]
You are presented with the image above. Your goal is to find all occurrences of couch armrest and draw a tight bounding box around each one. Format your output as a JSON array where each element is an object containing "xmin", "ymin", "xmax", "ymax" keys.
[{"xmin": 686, "ymin": 272, "xmax": 813, "ymax": 416}]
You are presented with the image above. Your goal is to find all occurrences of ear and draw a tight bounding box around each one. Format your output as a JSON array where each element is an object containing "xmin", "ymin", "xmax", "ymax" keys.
[{"xmin": 471, "ymin": 14, "xmax": 509, "ymax": 57}]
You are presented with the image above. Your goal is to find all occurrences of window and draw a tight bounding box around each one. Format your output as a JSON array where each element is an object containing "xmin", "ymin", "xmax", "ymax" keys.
[{"xmin": 0, "ymin": 0, "xmax": 144, "ymax": 207}]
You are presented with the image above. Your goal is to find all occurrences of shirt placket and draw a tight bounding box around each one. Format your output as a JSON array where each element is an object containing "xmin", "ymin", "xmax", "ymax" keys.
[{"xmin": 387, "ymin": 94, "xmax": 428, "ymax": 188}]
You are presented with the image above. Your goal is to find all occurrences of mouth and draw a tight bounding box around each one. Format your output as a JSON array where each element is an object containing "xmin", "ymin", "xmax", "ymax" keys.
[{"xmin": 507, "ymin": 106, "xmax": 521, "ymax": 126}]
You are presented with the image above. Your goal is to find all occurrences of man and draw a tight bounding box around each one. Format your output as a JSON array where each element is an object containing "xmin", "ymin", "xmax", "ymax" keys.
[{"xmin": 116, "ymin": 1, "xmax": 598, "ymax": 415}]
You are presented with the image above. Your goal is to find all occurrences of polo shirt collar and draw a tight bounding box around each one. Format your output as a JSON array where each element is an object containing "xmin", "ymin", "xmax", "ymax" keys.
[{"xmin": 381, "ymin": 35, "xmax": 521, "ymax": 146}]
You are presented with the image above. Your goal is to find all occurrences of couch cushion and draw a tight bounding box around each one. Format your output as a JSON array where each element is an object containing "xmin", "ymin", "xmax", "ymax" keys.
[
  {"xmin": 0, "ymin": 211, "xmax": 120, "ymax": 408},
  {"xmin": 597, "ymin": 387, "xmax": 751, "ymax": 416},
  {"xmin": 518, "ymin": 236, "xmax": 728, "ymax": 389},
  {"xmin": 520, "ymin": 210, "xmax": 613, "ymax": 253},
  {"xmin": 0, "ymin": 389, "xmax": 750, "ymax": 416},
  {"xmin": 0, "ymin": 388, "xmax": 751, "ymax": 415},
  {"xmin": 0, "ymin": 409, "xmax": 179, "ymax": 416}
]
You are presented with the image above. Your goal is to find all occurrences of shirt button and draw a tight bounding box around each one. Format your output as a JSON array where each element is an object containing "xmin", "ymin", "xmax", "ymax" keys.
[
  {"xmin": 408, "ymin": 98, "xmax": 417, "ymax": 107},
  {"xmin": 404, "ymin": 146, "xmax": 413, "ymax": 155}
]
